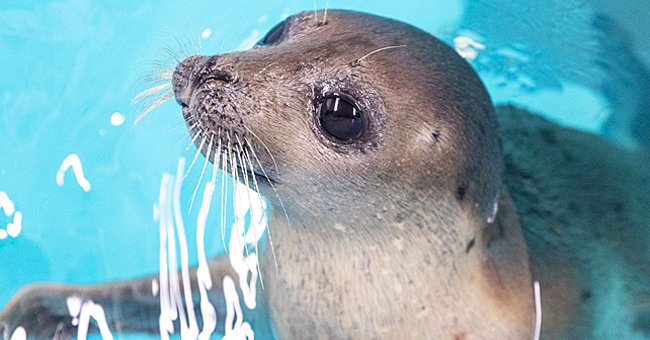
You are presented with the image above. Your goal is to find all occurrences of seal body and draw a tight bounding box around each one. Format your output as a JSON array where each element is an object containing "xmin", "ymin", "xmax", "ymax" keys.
[
  {"xmin": 499, "ymin": 105, "xmax": 650, "ymax": 339},
  {"xmin": 1, "ymin": 9, "xmax": 649, "ymax": 340}
]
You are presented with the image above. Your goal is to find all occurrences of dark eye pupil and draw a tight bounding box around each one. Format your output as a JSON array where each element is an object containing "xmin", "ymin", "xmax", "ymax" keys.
[
  {"xmin": 318, "ymin": 95, "xmax": 365, "ymax": 142},
  {"xmin": 258, "ymin": 21, "xmax": 285, "ymax": 45}
]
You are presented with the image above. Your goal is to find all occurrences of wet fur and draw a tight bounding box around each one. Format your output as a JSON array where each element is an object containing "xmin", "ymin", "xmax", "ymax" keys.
[{"xmin": 2, "ymin": 10, "xmax": 650, "ymax": 340}]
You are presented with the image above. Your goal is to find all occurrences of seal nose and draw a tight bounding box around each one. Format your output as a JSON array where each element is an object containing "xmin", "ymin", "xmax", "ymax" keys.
[
  {"xmin": 172, "ymin": 55, "xmax": 237, "ymax": 108},
  {"xmin": 172, "ymin": 55, "xmax": 207, "ymax": 107}
]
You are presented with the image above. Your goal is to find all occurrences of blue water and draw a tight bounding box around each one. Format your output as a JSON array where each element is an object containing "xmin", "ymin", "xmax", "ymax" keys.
[{"xmin": 1, "ymin": 0, "xmax": 648, "ymax": 339}]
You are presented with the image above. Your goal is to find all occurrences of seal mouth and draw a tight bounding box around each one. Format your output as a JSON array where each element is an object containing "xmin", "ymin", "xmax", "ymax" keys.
[
  {"xmin": 173, "ymin": 54, "xmax": 279, "ymax": 187},
  {"xmin": 183, "ymin": 97, "xmax": 280, "ymax": 187},
  {"xmin": 185, "ymin": 120, "xmax": 280, "ymax": 187}
]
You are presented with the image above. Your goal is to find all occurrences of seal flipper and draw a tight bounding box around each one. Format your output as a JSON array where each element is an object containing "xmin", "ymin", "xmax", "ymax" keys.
[{"xmin": 0, "ymin": 255, "xmax": 245, "ymax": 339}]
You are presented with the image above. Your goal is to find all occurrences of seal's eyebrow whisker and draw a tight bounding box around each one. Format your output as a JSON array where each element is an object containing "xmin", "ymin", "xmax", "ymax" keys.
[
  {"xmin": 322, "ymin": 0, "xmax": 331, "ymax": 25},
  {"xmin": 312, "ymin": 0, "xmax": 319, "ymax": 25},
  {"xmin": 133, "ymin": 91, "xmax": 174, "ymax": 126},
  {"xmin": 350, "ymin": 44, "xmax": 408, "ymax": 66}
]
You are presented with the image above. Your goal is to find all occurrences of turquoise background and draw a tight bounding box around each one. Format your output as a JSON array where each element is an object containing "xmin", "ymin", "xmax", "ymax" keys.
[{"xmin": 1, "ymin": 0, "xmax": 647, "ymax": 338}]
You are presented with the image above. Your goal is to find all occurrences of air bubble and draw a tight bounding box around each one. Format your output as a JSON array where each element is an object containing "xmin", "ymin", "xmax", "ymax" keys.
[
  {"xmin": 110, "ymin": 112, "xmax": 125, "ymax": 126},
  {"xmin": 201, "ymin": 28, "xmax": 212, "ymax": 40}
]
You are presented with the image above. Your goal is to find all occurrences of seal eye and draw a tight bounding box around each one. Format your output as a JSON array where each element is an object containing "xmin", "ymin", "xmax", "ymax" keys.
[
  {"xmin": 317, "ymin": 94, "xmax": 366, "ymax": 142},
  {"xmin": 258, "ymin": 20, "xmax": 286, "ymax": 45}
]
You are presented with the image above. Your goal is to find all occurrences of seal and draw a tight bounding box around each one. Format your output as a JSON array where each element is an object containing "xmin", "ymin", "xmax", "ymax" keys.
[{"xmin": 2, "ymin": 9, "xmax": 649, "ymax": 340}]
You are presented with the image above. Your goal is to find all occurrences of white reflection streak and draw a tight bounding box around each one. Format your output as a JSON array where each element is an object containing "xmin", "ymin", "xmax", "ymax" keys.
[
  {"xmin": 56, "ymin": 154, "xmax": 91, "ymax": 192},
  {"xmin": 155, "ymin": 157, "xmax": 266, "ymax": 339},
  {"xmin": 157, "ymin": 158, "xmax": 218, "ymax": 339},
  {"xmin": 172, "ymin": 159, "xmax": 200, "ymax": 338},
  {"xmin": 197, "ymin": 180, "xmax": 218, "ymax": 339},
  {"xmin": 533, "ymin": 280, "xmax": 542, "ymax": 340},
  {"xmin": 0, "ymin": 192, "xmax": 15, "ymax": 216},
  {"xmin": 222, "ymin": 276, "xmax": 254, "ymax": 340},
  {"xmin": 158, "ymin": 173, "xmax": 178, "ymax": 339},
  {"xmin": 453, "ymin": 35, "xmax": 485, "ymax": 61},
  {"xmin": 230, "ymin": 183, "xmax": 267, "ymax": 309},
  {"xmin": 0, "ymin": 191, "xmax": 22, "ymax": 240},
  {"xmin": 66, "ymin": 296, "xmax": 114, "ymax": 340},
  {"xmin": 9, "ymin": 327, "xmax": 26, "ymax": 340}
]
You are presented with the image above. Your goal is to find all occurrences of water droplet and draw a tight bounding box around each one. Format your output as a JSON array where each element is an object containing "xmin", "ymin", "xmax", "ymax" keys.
[
  {"xmin": 487, "ymin": 200, "xmax": 499, "ymax": 224},
  {"xmin": 201, "ymin": 28, "xmax": 212, "ymax": 39},
  {"xmin": 110, "ymin": 112, "xmax": 125, "ymax": 126}
]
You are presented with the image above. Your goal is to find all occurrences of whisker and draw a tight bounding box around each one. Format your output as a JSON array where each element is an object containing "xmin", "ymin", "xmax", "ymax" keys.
[
  {"xmin": 171, "ymin": 118, "xmax": 192, "ymax": 132},
  {"xmin": 228, "ymin": 131, "xmax": 250, "ymax": 260},
  {"xmin": 220, "ymin": 149, "xmax": 229, "ymax": 252},
  {"xmin": 351, "ymin": 44, "xmax": 407, "ymax": 66},
  {"xmin": 161, "ymin": 46, "xmax": 184, "ymax": 64},
  {"xmin": 243, "ymin": 135, "xmax": 286, "ymax": 275},
  {"xmin": 170, "ymin": 128, "xmax": 198, "ymax": 153},
  {"xmin": 312, "ymin": 0, "xmax": 319, "ymax": 25},
  {"xmin": 234, "ymin": 137, "xmax": 261, "ymax": 279},
  {"xmin": 198, "ymin": 114, "xmax": 279, "ymax": 175},
  {"xmin": 132, "ymin": 83, "xmax": 173, "ymax": 105},
  {"xmin": 322, "ymin": 0, "xmax": 331, "ymax": 25},
  {"xmin": 209, "ymin": 132, "xmax": 220, "ymax": 190},
  {"xmin": 243, "ymin": 148, "xmax": 269, "ymax": 288},
  {"xmin": 173, "ymin": 36, "xmax": 190, "ymax": 59},
  {"xmin": 211, "ymin": 129, "xmax": 222, "ymax": 189},
  {"xmin": 240, "ymin": 124, "xmax": 280, "ymax": 175},
  {"xmin": 189, "ymin": 135, "xmax": 214, "ymax": 212},
  {"xmin": 171, "ymin": 129, "xmax": 190, "ymax": 148},
  {"xmin": 134, "ymin": 68, "xmax": 174, "ymax": 88},
  {"xmin": 184, "ymin": 136, "xmax": 207, "ymax": 180},
  {"xmin": 188, "ymin": 31, "xmax": 203, "ymax": 55},
  {"xmin": 133, "ymin": 91, "xmax": 174, "ymax": 126},
  {"xmin": 182, "ymin": 131, "xmax": 200, "ymax": 155},
  {"xmin": 237, "ymin": 134, "xmax": 274, "ymax": 288},
  {"xmin": 227, "ymin": 132, "xmax": 249, "ymax": 259}
]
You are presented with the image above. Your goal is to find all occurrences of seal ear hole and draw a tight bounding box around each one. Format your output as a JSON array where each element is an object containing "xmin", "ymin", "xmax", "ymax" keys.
[
  {"xmin": 432, "ymin": 127, "xmax": 442, "ymax": 143},
  {"xmin": 465, "ymin": 238, "xmax": 475, "ymax": 254},
  {"xmin": 456, "ymin": 183, "xmax": 467, "ymax": 201},
  {"xmin": 315, "ymin": 93, "xmax": 367, "ymax": 143}
]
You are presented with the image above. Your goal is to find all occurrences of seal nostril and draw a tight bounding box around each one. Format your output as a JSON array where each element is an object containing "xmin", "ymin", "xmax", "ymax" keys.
[
  {"xmin": 181, "ymin": 103, "xmax": 190, "ymax": 118},
  {"xmin": 172, "ymin": 55, "xmax": 207, "ymax": 107},
  {"xmin": 207, "ymin": 69, "xmax": 233, "ymax": 83}
]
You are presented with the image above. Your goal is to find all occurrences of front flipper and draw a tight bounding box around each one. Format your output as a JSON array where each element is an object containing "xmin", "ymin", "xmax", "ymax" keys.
[{"xmin": 0, "ymin": 256, "xmax": 260, "ymax": 339}]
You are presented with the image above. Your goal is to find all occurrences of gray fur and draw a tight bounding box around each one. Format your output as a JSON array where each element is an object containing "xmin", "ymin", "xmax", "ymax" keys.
[{"xmin": 2, "ymin": 9, "xmax": 649, "ymax": 340}]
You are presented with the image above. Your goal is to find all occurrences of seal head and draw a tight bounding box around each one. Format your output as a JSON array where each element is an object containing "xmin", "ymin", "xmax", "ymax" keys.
[
  {"xmin": 172, "ymin": 10, "xmax": 532, "ymax": 339},
  {"xmin": 172, "ymin": 10, "xmax": 503, "ymax": 226}
]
